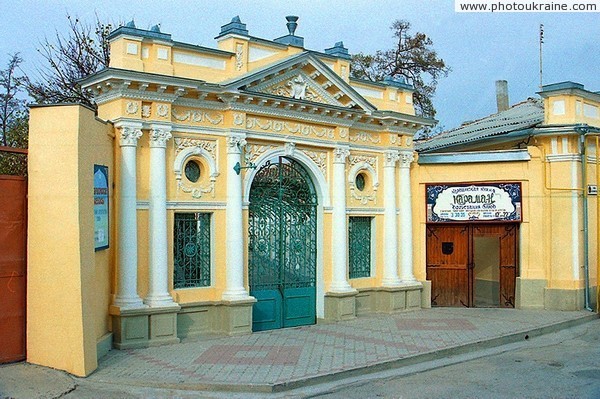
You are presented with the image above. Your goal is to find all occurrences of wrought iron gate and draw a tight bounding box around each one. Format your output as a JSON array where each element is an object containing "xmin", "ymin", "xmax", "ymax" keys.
[{"xmin": 248, "ymin": 157, "xmax": 317, "ymax": 331}]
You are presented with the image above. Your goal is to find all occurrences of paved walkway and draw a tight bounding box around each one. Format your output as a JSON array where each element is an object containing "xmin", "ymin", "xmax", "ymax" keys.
[{"xmin": 1, "ymin": 308, "xmax": 597, "ymax": 398}]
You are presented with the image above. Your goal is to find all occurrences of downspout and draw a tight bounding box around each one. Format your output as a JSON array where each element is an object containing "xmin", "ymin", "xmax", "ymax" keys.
[
  {"xmin": 579, "ymin": 130, "xmax": 593, "ymax": 311},
  {"xmin": 596, "ymin": 136, "xmax": 600, "ymax": 312}
]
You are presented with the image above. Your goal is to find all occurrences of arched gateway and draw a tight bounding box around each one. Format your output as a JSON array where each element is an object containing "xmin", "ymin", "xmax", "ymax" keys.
[{"xmin": 248, "ymin": 156, "xmax": 318, "ymax": 331}]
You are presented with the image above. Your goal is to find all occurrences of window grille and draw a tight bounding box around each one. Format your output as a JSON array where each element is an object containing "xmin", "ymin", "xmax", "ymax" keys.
[
  {"xmin": 174, "ymin": 213, "xmax": 211, "ymax": 288},
  {"xmin": 348, "ymin": 216, "xmax": 372, "ymax": 279}
]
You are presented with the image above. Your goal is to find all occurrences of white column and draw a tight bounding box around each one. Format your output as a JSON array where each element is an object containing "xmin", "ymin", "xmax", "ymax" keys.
[
  {"xmin": 113, "ymin": 122, "xmax": 145, "ymax": 309},
  {"xmin": 383, "ymin": 150, "xmax": 402, "ymax": 287},
  {"xmin": 144, "ymin": 124, "xmax": 177, "ymax": 307},
  {"xmin": 399, "ymin": 151, "xmax": 417, "ymax": 283},
  {"xmin": 329, "ymin": 146, "xmax": 354, "ymax": 293},
  {"xmin": 222, "ymin": 135, "xmax": 250, "ymax": 300}
]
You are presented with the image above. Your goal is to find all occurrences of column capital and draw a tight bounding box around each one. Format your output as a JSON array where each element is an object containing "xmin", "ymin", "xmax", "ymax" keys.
[
  {"xmin": 149, "ymin": 125, "xmax": 173, "ymax": 148},
  {"xmin": 116, "ymin": 122, "xmax": 143, "ymax": 147},
  {"xmin": 398, "ymin": 151, "xmax": 415, "ymax": 168},
  {"xmin": 226, "ymin": 135, "xmax": 247, "ymax": 154},
  {"xmin": 384, "ymin": 150, "xmax": 400, "ymax": 167},
  {"xmin": 333, "ymin": 146, "xmax": 350, "ymax": 164}
]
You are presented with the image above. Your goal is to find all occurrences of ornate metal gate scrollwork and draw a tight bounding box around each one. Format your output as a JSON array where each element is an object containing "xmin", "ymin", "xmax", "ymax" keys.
[{"xmin": 248, "ymin": 156, "xmax": 317, "ymax": 331}]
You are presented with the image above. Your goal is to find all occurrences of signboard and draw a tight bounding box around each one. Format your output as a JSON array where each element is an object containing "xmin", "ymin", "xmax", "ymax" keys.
[
  {"xmin": 94, "ymin": 165, "xmax": 109, "ymax": 251},
  {"xmin": 426, "ymin": 182, "xmax": 522, "ymax": 223}
]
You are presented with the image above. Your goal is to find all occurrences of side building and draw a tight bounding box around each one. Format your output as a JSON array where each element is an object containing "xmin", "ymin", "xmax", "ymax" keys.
[{"xmin": 415, "ymin": 81, "xmax": 600, "ymax": 312}]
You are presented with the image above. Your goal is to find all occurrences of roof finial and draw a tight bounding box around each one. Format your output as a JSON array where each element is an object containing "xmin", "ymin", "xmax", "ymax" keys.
[{"xmin": 286, "ymin": 16, "xmax": 298, "ymax": 36}]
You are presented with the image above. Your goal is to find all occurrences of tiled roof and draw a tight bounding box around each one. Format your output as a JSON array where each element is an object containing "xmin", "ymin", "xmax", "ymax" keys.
[{"xmin": 416, "ymin": 98, "xmax": 544, "ymax": 152}]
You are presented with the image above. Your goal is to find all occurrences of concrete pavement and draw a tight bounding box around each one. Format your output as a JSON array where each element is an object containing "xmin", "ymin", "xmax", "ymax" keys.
[{"xmin": 0, "ymin": 308, "xmax": 597, "ymax": 398}]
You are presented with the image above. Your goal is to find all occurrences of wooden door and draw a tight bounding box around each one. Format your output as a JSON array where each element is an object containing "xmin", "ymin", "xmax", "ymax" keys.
[{"xmin": 426, "ymin": 225, "xmax": 470, "ymax": 307}]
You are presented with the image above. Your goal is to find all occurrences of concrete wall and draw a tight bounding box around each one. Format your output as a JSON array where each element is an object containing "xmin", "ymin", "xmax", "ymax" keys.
[{"xmin": 28, "ymin": 104, "xmax": 114, "ymax": 376}]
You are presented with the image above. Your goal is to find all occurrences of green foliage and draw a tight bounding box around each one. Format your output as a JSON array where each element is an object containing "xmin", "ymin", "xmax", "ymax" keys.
[
  {"xmin": 0, "ymin": 112, "xmax": 28, "ymax": 175},
  {"xmin": 1, "ymin": 53, "xmax": 27, "ymax": 146},
  {"xmin": 26, "ymin": 14, "xmax": 113, "ymax": 108},
  {"xmin": 350, "ymin": 20, "xmax": 450, "ymax": 118}
]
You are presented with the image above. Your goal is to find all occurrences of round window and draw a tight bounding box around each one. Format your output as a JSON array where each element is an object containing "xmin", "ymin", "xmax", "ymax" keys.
[
  {"xmin": 184, "ymin": 160, "xmax": 201, "ymax": 183},
  {"xmin": 355, "ymin": 173, "xmax": 366, "ymax": 191}
]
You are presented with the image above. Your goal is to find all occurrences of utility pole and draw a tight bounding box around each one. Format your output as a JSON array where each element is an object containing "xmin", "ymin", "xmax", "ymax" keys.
[{"xmin": 539, "ymin": 24, "xmax": 544, "ymax": 90}]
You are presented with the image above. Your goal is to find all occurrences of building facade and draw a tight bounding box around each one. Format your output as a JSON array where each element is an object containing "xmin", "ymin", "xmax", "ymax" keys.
[{"xmin": 25, "ymin": 17, "xmax": 599, "ymax": 377}]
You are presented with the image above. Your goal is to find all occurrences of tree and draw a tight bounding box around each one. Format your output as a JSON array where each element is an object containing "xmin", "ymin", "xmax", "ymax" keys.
[
  {"xmin": 26, "ymin": 14, "xmax": 113, "ymax": 108},
  {"xmin": 0, "ymin": 53, "xmax": 28, "ymax": 175},
  {"xmin": 0, "ymin": 53, "xmax": 27, "ymax": 147},
  {"xmin": 351, "ymin": 20, "xmax": 450, "ymax": 118}
]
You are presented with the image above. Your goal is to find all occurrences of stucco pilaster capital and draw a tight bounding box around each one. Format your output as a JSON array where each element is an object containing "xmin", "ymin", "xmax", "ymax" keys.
[
  {"xmin": 398, "ymin": 151, "xmax": 415, "ymax": 168},
  {"xmin": 149, "ymin": 124, "xmax": 172, "ymax": 148},
  {"xmin": 384, "ymin": 150, "xmax": 400, "ymax": 167},
  {"xmin": 333, "ymin": 146, "xmax": 350, "ymax": 164},
  {"xmin": 226, "ymin": 135, "xmax": 247, "ymax": 154},
  {"xmin": 116, "ymin": 122, "xmax": 143, "ymax": 147}
]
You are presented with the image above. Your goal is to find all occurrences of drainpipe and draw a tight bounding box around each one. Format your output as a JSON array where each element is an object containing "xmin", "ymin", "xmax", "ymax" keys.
[{"xmin": 579, "ymin": 128, "xmax": 593, "ymax": 311}]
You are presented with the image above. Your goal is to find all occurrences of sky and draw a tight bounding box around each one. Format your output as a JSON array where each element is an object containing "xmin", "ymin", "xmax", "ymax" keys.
[{"xmin": 1, "ymin": 0, "xmax": 599, "ymax": 130}]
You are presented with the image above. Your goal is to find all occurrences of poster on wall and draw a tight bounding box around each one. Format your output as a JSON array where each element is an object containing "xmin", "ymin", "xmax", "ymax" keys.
[
  {"xmin": 94, "ymin": 165, "xmax": 109, "ymax": 251},
  {"xmin": 426, "ymin": 182, "xmax": 522, "ymax": 223}
]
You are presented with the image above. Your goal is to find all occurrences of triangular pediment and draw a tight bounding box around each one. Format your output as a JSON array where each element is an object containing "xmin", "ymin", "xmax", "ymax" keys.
[{"xmin": 223, "ymin": 52, "xmax": 376, "ymax": 112}]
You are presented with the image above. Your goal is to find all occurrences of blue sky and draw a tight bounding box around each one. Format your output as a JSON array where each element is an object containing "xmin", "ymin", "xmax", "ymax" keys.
[{"xmin": 2, "ymin": 0, "xmax": 599, "ymax": 129}]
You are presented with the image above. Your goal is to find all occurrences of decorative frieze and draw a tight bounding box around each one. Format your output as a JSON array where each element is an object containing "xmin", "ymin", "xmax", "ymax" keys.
[
  {"xmin": 349, "ymin": 131, "xmax": 381, "ymax": 144},
  {"xmin": 174, "ymin": 138, "xmax": 217, "ymax": 159},
  {"xmin": 245, "ymin": 116, "xmax": 335, "ymax": 139},
  {"xmin": 349, "ymin": 153, "xmax": 377, "ymax": 168},
  {"xmin": 172, "ymin": 108, "xmax": 224, "ymax": 125}
]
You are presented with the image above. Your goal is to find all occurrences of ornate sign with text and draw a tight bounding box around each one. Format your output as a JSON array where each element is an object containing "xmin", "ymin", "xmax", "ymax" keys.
[{"xmin": 426, "ymin": 182, "xmax": 522, "ymax": 223}]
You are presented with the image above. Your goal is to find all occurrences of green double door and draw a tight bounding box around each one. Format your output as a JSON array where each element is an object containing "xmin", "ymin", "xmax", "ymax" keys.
[{"xmin": 248, "ymin": 157, "xmax": 317, "ymax": 331}]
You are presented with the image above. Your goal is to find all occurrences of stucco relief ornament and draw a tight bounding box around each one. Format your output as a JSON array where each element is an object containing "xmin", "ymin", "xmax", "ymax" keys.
[
  {"xmin": 126, "ymin": 101, "xmax": 139, "ymax": 115},
  {"xmin": 141, "ymin": 105, "xmax": 151, "ymax": 118},
  {"xmin": 235, "ymin": 43, "xmax": 244, "ymax": 71},
  {"xmin": 289, "ymin": 74, "xmax": 307, "ymax": 100},
  {"xmin": 149, "ymin": 128, "xmax": 172, "ymax": 148},
  {"xmin": 284, "ymin": 142, "xmax": 296, "ymax": 156},
  {"xmin": 156, "ymin": 104, "xmax": 169, "ymax": 118},
  {"xmin": 119, "ymin": 127, "xmax": 143, "ymax": 147}
]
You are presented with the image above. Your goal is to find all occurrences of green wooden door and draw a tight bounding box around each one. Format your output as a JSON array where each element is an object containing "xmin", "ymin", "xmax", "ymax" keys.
[{"xmin": 248, "ymin": 157, "xmax": 317, "ymax": 331}]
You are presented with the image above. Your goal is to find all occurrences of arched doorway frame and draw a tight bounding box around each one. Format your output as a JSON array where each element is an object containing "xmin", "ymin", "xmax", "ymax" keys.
[{"xmin": 243, "ymin": 147, "xmax": 330, "ymax": 319}]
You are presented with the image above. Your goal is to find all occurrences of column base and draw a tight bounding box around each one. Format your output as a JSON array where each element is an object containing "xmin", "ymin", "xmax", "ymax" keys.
[
  {"xmin": 222, "ymin": 288, "xmax": 251, "ymax": 301},
  {"xmin": 113, "ymin": 295, "xmax": 145, "ymax": 309},
  {"xmin": 144, "ymin": 294, "xmax": 177, "ymax": 308},
  {"xmin": 324, "ymin": 291, "xmax": 358, "ymax": 321}
]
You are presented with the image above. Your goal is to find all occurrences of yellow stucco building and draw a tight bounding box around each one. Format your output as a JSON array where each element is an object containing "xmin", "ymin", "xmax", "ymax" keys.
[{"xmin": 25, "ymin": 17, "xmax": 599, "ymax": 376}]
